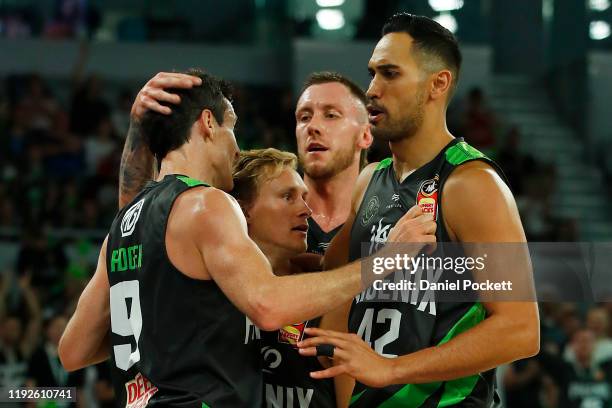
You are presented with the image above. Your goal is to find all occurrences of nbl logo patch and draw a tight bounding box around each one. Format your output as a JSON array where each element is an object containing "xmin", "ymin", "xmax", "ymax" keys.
[
  {"xmin": 121, "ymin": 199, "xmax": 145, "ymax": 237},
  {"xmin": 416, "ymin": 175, "xmax": 439, "ymax": 220},
  {"xmin": 278, "ymin": 322, "xmax": 307, "ymax": 346}
]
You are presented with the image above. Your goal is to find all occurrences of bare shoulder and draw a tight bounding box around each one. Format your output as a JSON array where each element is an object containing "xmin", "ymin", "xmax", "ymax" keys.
[
  {"xmin": 443, "ymin": 160, "xmax": 524, "ymax": 241},
  {"xmin": 169, "ymin": 187, "xmax": 247, "ymax": 238},
  {"xmin": 444, "ymin": 160, "xmax": 510, "ymax": 201}
]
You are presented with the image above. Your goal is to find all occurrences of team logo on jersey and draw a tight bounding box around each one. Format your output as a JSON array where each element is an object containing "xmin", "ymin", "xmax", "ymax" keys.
[
  {"xmin": 391, "ymin": 193, "xmax": 400, "ymax": 202},
  {"xmin": 121, "ymin": 199, "xmax": 145, "ymax": 237},
  {"xmin": 361, "ymin": 195, "xmax": 380, "ymax": 227},
  {"xmin": 278, "ymin": 322, "xmax": 307, "ymax": 345},
  {"xmin": 369, "ymin": 218, "xmax": 391, "ymax": 255},
  {"xmin": 416, "ymin": 176, "xmax": 439, "ymax": 220},
  {"xmin": 125, "ymin": 372, "xmax": 158, "ymax": 408}
]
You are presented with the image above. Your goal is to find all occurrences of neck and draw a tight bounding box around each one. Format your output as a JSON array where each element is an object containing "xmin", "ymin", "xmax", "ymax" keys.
[
  {"xmin": 304, "ymin": 161, "xmax": 359, "ymax": 232},
  {"xmin": 157, "ymin": 149, "xmax": 216, "ymax": 186},
  {"xmin": 255, "ymin": 240, "xmax": 297, "ymax": 276},
  {"xmin": 389, "ymin": 107, "xmax": 454, "ymax": 182}
]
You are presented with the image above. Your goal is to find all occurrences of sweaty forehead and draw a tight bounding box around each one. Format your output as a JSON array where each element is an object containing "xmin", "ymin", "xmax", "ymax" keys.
[
  {"xmin": 369, "ymin": 32, "xmax": 416, "ymax": 68},
  {"xmin": 297, "ymin": 82, "xmax": 360, "ymax": 111}
]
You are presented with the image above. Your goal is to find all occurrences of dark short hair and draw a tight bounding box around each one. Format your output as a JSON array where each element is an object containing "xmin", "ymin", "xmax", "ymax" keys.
[
  {"xmin": 140, "ymin": 68, "xmax": 233, "ymax": 161},
  {"xmin": 299, "ymin": 71, "xmax": 369, "ymax": 170},
  {"xmin": 382, "ymin": 13, "xmax": 462, "ymax": 94}
]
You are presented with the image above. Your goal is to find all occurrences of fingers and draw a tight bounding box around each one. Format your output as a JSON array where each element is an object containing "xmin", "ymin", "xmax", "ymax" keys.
[
  {"xmin": 139, "ymin": 95, "xmax": 172, "ymax": 115},
  {"xmin": 403, "ymin": 204, "xmax": 423, "ymax": 219},
  {"xmin": 297, "ymin": 334, "xmax": 348, "ymax": 350},
  {"xmin": 309, "ymin": 365, "xmax": 346, "ymax": 379},
  {"xmin": 149, "ymin": 72, "xmax": 202, "ymax": 89}
]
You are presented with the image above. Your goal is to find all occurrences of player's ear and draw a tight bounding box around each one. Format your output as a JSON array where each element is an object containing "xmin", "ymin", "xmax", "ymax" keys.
[
  {"xmin": 198, "ymin": 109, "xmax": 215, "ymax": 141},
  {"xmin": 358, "ymin": 122, "xmax": 373, "ymax": 150},
  {"xmin": 430, "ymin": 70, "xmax": 452, "ymax": 102}
]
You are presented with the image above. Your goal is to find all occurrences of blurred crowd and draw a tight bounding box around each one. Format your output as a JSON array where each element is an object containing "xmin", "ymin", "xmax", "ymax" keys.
[{"xmin": 0, "ymin": 69, "xmax": 599, "ymax": 407}]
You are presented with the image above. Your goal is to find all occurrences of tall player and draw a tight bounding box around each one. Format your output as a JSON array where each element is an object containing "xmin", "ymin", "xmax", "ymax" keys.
[
  {"xmin": 58, "ymin": 70, "xmax": 435, "ymax": 407},
  {"xmin": 298, "ymin": 13, "xmax": 540, "ymax": 407}
]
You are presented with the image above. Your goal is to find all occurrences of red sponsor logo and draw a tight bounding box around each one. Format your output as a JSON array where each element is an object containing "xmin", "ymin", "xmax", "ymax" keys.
[
  {"xmin": 416, "ymin": 176, "xmax": 439, "ymax": 220},
  {"xmin": 278, "ymin": 322, "xmax": 307, "ymax": 345},
  {"xmin": 125, "ymin": 373, "xmax": 158, "ymax": 408}
]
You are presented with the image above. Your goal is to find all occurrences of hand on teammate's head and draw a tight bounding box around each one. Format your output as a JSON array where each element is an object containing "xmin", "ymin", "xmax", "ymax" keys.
[{"xmin": 131, "ymin": 72, "xmax": 202, "ymax": 122}]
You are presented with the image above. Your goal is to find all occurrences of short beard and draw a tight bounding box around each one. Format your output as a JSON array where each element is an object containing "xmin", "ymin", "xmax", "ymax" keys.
[
  {"xmin": 301, "ymin": 143, "xmax": 357, "ymax": 180},
  {"xmin": 372, "ymin": 89, "xmax": 426, "ymax": 142}
]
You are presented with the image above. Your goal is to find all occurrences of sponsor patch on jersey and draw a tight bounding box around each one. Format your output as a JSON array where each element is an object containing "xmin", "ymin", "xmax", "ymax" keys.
[
  {"xmin": 416, "ymin": 175, "xmax": 439, "ymax": 220},
  {"xmin": 125, "ymin": 372, "xmax": 158, "ymax": 408},
  {"xmin": 278, "ymin": 322, "xmax": 307, "ymax": 345},
  {"xmin": 121, "ymin": 199, "xmax": 145, "ymax": 237}
]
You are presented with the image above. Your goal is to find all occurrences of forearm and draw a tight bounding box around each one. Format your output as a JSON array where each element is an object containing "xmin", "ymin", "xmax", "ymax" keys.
[
  {"xmin": 388, "ymin": 307, "xmax": 539, "ymax": 385},
  {"xmin": 119, "ymin": 122, "xmax": 155, "ymax": 209},
  {"xmin": 260, "ymin": 262, "xmax": 361, "ymax": 328}
]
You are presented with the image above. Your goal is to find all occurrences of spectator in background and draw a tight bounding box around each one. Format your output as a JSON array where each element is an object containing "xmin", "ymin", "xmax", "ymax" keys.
[
  {"xmin": 540, "ymin": 328, "xmax": 612, "ymax": 408},
  {"xmin": 70, "ymin": 74, "xmax": 110, "ymax": 136},
  {"xmin": 84, "ymin": 117, "xmax": 118, "ymax": 176},
  {"xmin": 18, "ymin": 74, "xmax": 58, "ymax": 132},
  {"xmin": 111, "ymin": 89, "xmax": 133, "ymax": 138},
  {"xmin": 16, "ymin": 227, "xmax": 67, "ymax": 296},
  {"xmin": 497, "ymin": 126, "xmax": 537, "ymax": 196},
  {"xmin": 26, "ymin": 314, "xmax": 84, "ymax": 407},
  {"xmin": 460, "ymin": 87, "xmax": 497, "ymax": 150},
  {"xmin": 503, "ymin": 357, "xmax": 544, "ymax": 408},
  {"xmin": 586, "ymin": 308, "xmax": 612, "ymax": 367},
  {"xmin": 0, "ymin": 273, "xmax": 41, "ymax": 389}
]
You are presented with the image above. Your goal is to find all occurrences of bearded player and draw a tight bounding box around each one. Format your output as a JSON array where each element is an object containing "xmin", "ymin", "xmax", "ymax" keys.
[{"xmin": 298, "ymin": 13, "xmax": 540, "ymax": 407}]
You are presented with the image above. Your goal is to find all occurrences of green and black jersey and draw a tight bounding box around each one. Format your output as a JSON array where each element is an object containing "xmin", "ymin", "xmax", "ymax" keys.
[
  {"xmin": 307, "ymin": 218, "xmax": 342, "ymax": 256},
  {"xmin": 259, "ymin": 219, "xmax": 339, "ymax": 408},
  {"xmin": 348, "ymin": 139, "xmax": 505, "ymax": 407},
  {"xmin": 106, "ymin": 174, "xmax": 261, "ymax": 408}
]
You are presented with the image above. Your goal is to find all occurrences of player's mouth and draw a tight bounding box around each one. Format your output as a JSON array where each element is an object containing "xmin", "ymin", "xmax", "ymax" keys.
[
  {"xmin": 291, "ymin": 223, "xmax": 308, "ymax": 235},
  {"xmin": 367, "ymin": 104, "xmax": 386, "ymax": 124},
  {"xmin": 306, "ymin": 142, "xmax": 328, "ymax": 154}
]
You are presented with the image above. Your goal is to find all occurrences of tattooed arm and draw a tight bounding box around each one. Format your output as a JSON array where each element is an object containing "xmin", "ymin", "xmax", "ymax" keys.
[{"xmin": 118, "ymin": 72, "xmax": 203, "ymax": 209}]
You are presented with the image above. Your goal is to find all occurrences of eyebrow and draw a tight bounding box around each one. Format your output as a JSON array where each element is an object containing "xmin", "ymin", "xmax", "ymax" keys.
[{"xmin": 372, "ymin": 63, "xmax": 401, "ymax": 71}]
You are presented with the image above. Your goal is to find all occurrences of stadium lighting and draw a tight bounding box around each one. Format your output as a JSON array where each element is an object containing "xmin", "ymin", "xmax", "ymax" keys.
[
  {"xmin": 316, "ymin": 9, "xmax": 345, "ymax": 30},
  {"xmin": 590, "ymin": 20, "xmax": 611, "ymax": 40},
  {"xmin": 316, "ymin": 0, "xmax": 345, "ymax": 7},
  {"xmin": 428, "ymin": 0, "xmax": 464, "ymax": 12},
  {"xmin": 433, "ymin": 13, "xmax": 458, "ymax": 34},
  {"xmin": 589, "ymin": 0, "xmax": 610, "ymax": 11}
]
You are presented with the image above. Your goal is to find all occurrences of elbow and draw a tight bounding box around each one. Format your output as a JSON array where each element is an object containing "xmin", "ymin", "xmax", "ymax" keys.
[
  {"xmin": 58, "ymin": 334, "xmax": 82, "ymax": 372},
  {"xmin": 512, "ymin": 313, "xmax": 541, "ymax": 360},
  {"xmin": 248, "ymin": 293, "xmax": 285, "ymax": 332}
]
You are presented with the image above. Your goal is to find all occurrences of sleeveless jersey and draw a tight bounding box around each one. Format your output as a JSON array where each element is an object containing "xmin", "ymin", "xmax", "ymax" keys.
[
  {"xmin": 106, "ymin": 174, "xmax": 261, "ymax": 408},
  {"xmin": 348, "ymin": 139, "xmax": 505, "ymax": 407},
  {"xmin": 306, "ymin": 218, "xmax": 342, "ymax": 256},
  {"xmin": 259, "ymin": 218, "xmax": 340, "ymax": 408}
]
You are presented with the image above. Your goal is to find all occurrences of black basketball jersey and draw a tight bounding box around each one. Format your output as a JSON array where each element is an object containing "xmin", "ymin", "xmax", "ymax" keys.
[
  {"xmin": 306, "ymin": 218, "xmax": 342, "ymax": 255},
  {"xmin": 259, "ymin": 218, "xmax": 340, "ymax": 408},
  {"xmin": 106, "ymin": 174, "xmax": 261, "ymax": 408},
  {"xmin": 347, "ymin": 139, "xmax": 505, "ymax": 407}
]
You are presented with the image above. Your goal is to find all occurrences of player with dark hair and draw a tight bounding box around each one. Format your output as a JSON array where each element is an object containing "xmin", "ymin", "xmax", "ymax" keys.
[
  {"xmin": 120, "ymin": 70, "xmax": 374, "ymax": 407},
  {"xmin": 58, "ymin": 69, "xmax": 436, "ymax": 407},
  {"xmin": 297, "ymin": 13, "xmax": 540, "ymax": 407}
]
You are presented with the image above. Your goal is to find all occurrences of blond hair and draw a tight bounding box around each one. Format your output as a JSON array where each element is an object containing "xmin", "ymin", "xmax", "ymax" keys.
[{"xmin": 232, "ymin": 148, "xmax": 298, "ymax": 206}]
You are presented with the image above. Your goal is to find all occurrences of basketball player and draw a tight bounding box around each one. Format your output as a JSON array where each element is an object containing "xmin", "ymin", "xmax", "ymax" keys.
[
  {"xmin": 231, "ymin": 148, "xmax": 335, "ymax": 408},
  {"xmin": 58, "ymin": 70, "xmax": 436, "ymax": 407},
  {"xmin": 119, "ymin": 70, "xmax": 373, "ymax": 407},
  {"xmin": 297, "ymin": 13, "xmax": 540, "ymax": 407}
]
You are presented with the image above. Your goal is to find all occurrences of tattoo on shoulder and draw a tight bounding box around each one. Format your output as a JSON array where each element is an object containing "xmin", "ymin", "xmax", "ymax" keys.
[{"xmin": 119, "ymin": 122, "xmax": 155, "ymax": 209}]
